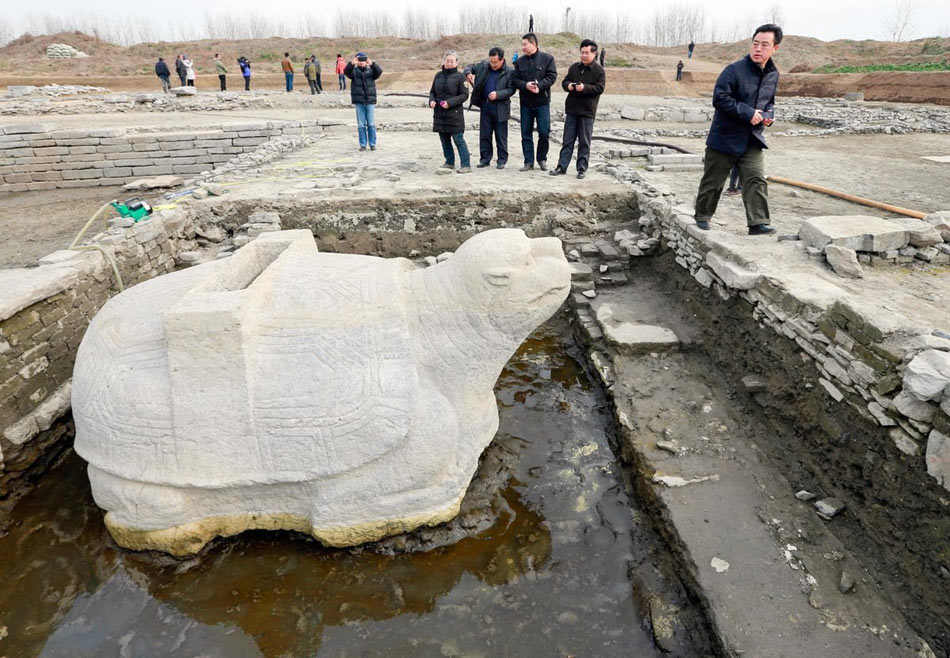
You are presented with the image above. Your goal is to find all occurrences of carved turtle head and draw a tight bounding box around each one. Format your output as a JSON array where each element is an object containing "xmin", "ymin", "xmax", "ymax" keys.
[{"xmin": 444, "ymin": 229, "xmax": 570, "ymax": 340}]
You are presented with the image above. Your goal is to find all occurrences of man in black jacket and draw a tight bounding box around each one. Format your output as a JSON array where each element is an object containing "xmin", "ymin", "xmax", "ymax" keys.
[
  {"xmin": 175, "ymin": 55, "xmax": 186, "ymax": 87},
  {"xmin": 155, "ymin": 57, "xmax": 171, "ymax": 93},
  {"xmin": 694, "ymin": 24, "xmax": 781, "ymax": 236},
  {"xmin": 344, "ymin": 53, "xmax": 383, "ymax": 151},
  {"xmin": 551, "ymin": 39, "xmax": 605, "ymax": 179},
  {"xmin": 464, "ymin": 47, "xmax": 515, "ymax": 169},
  {"xmin": 512, "ymin": 33, "xmax": 557, "ymax": 171}
]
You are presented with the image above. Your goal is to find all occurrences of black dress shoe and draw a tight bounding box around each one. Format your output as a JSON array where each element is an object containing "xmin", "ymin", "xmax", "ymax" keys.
[
  {"xmin": 748, "ymin": 224, "xmax": 776, "ymax": 236},
  {"xmin": 538, "ymin": 161, "xmax": 547, "ymax": 171},
  {"xmin": 549, "ymin": 167, "xmax": 566, "ymax": 176},
  {"xmin": 519, "ymin": 164, "xmax": 534, "ymax": 171},
  {"xmin": 476, "ymin": 162, "xmax": 491, "ymax": 168},
  {"xmin": 496, "ymin": 163, "xmax": 506, "ymax": 169},
  {"xmin": 695, "ymin": 220, "xmax": 710, "ymax": 230},
  {"xmin": 576, "ymin": 171, "xmax": 586, "ymax": 179}
]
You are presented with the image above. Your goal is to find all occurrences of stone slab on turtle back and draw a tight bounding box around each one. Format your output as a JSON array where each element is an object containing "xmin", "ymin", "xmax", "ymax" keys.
[{"xmin": 72, "ymin": 229, "xmax": 570, "ymax": 555}]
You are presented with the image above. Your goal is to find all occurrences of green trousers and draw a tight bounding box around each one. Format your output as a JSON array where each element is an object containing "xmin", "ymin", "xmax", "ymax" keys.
[{"xmin": 694, "ymin": 145, "xmax": 770, "ymax": 227}]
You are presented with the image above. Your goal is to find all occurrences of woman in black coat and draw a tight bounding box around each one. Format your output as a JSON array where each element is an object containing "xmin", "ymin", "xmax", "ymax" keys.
[{"xmin": 429, "ymin": 52, "xmax": 471, "ymax": 173}]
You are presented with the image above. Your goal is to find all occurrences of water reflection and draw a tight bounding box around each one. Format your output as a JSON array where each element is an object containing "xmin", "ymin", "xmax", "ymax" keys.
[{"xmin": 0, "ymin": 321, "xmax": 666, "ymax": 657}]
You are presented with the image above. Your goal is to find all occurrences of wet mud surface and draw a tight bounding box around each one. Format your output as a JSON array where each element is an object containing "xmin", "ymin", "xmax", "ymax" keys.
[{"xmin": 0, "ymin": 318, "xmax": 711, "ymax": 657}]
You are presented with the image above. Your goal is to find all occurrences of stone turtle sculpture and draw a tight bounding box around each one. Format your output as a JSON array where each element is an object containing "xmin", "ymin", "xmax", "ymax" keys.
[{"xmin": 73, "ymin": 228, "xmax": 570, "ymax": 555}]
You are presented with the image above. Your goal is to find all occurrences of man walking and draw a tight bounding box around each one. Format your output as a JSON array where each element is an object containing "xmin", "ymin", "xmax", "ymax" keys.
[
  {"xmin": 550, "ymin": 39, "xmax": 605, "ymax": 180},
  {"xmin": 676, "ymin": 60, "xmax": 684, "ymax": 81},
  {"xmin": 155, "ymin": 57, "xmax": 171, "ymax": 92},
  {"xmin": 694, "ymin": 24, "xmax": 781, "ymax": 236},
  {"xmin": 214, "ymin": 53, "xmax": 227, "ymax": 91},
  {"xmin": 599, "ymin": 47, "xmax": 606, "ymax": 67},
  {"xmin": 312, "ymin": 54, "xmax": 323, "ymax": 93},
  {"xmin": 688, "ymin": 40, "xmax": 695, "ymax": 59},
  {"xmin": 464, "ymin": 47, "xmax": 515, "ymax": 169},
  {"xmin": 344, "ymin": 52, "xmax": 383, "ymax": 151},
  {"xmin": 175, "ymin": 55, "xmax": 186, "ymax": 87},
  {"xmin": 512, "ymin": 33, "xmax": 557, "ymax": 171},
  {"xmin": 282, "ymin": 52, "xmax": 294, "ymax": 92}
]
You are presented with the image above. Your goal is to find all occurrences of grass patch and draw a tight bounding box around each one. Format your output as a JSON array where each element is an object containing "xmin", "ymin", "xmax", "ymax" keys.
[
  {"xmin": 606, "ymin": 57, "xmax": 632, "ymax": 67},
  {"xmin": 814, "ymin": 61, "xmax": 950, "ymax": 73}
]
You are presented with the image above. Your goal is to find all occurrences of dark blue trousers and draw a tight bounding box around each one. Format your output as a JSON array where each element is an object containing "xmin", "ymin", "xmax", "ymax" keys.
[{"xmin": 478, "ymin": 105, "xmax": 508, "ymax": 166}]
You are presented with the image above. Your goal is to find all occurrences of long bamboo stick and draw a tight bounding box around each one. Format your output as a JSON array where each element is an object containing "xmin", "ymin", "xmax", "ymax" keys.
[{"xmin": 767, "ymin": 174, "xmax": 927, "ymax": 219}]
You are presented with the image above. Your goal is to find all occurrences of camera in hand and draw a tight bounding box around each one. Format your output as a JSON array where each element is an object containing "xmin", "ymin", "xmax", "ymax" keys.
[{"xmin": 357, "ymin": 55, "xmax": 368, "ymax": 62}]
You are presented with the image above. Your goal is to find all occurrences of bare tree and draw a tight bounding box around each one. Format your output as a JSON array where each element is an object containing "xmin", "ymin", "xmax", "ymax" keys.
[
  {"xmin": 885, "ymin": 0, "xmax": 918, "ymax": 41},
  {"xmin": 765, "ymin": 4, "xmax": 785, "ymax": 26}
]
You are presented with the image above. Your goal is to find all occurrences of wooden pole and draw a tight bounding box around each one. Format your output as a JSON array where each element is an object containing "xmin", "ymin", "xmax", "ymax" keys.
[{"xmin": 767, "ymin": 175, "xmax": 927, "ymax": 219}]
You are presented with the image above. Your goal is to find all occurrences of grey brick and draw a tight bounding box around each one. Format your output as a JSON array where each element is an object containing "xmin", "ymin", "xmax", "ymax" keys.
[
  {"xmin": 61, "ymin": 169, "xmax": 104, "ymax": 180},
  {"xmin": 131, "ymin": 165, "xmax": 174, "ymax": 176},
  {"xmin": 3, "ymin": 123, "xmax": 50, "ymax": 135},
  {"xmin": 132, "ymin": 143, "xmax": 161, "ymax": 152},
  {"xmin": 172, "ymin": 164, "xmax": 207, "ymax": 174},
  {"xmin": 233, "ymin": 137, "xmax": 268, "ymax": 147},
  {"xmin": 55, "ymin": 138, "xmax": 100, "ymax": 146},
  {"xmin": 32, "ymin": 146, "xmax": 70, "ymax": 156},
  {"xmin": 159, "ymin": 141, "xmax": 198, "ymax": 151},
  {"xmin": 97, "ymin": 145, "xmax": 131, "ymax": 154}
]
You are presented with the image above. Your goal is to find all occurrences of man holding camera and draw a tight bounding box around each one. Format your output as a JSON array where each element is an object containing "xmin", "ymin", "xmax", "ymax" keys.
[
  {"xmin": 550, "ymin": 39, "xmax": 605, "ymax": 180},
  {"xmin": 344, "ymin": 52, "xmax": 383, "ymax": 151},
  {"xmin": 512, "ymin": 33, "xmax": 557, "ymax": 171}
]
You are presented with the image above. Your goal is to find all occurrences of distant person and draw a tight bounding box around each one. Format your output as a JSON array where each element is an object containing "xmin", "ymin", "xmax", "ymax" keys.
[
  {"xmin": 599, "ymin": 47, "xmax": 605, "ymax": 67},
  {"xmin": 464, "ymin": 46, "xmax": 515, "ymax": 169},
  {"xmin": 676, "ymin": 60, "xmax": 684, "ymax": 81},
  {"xmin": 430, "ymin": 51, "xmax": 471, "ymax": 173},
  {"xmin": 512, "ymin": 32, "xmax": 557, "ymax": 171},
  {"xmin": 550, "ymin": 39, "xmax": 605, "ymax": 180},
  {"xmin": 282, "ymin": 52, "xmax": 294, "ymax": 92},
  {"xmin": 336, "ymin": 54, "xmax": 346, "ymax": 90},
  {"xmin": 312, "ymin": 54, "xmax": 323, "ymax": 92},
  {"xmin": 304, "ymin": 56, "xmax": 319, "ymax": 94},
  {"xmin": 344, "ymin": 52, "xmax": 383, "ymax": 151},
  {"xmin": 238, "ymin": 56, "xmax": 251, "ymax": 90},
  {"xmin": 726, "ymin": 164, "xmax": 742, "ymax": 195},
  {"xmin": 155, "ymin": 56, "xmax": 171, "ymax": 93},
  {"xmin": 175, "ymin": 54, "xmax": 186, "ymax": 87},
  {"xmin": 694, "ymin": 24, "xmax": 782, "ymax": 236},
  {"xmin": 214, "ymin": 53, "xmax": 227, "ymax": 91},
  {"xmin": 529, "ymin": 14, "xmax": 534, "ymax": 32},
  {"xmin": 688, "ymin": 40, "xmax": 695, "ymax": 58},
  {"xmin": 183, "ymin": 56, "xmax": 195, "ymax": 87}
]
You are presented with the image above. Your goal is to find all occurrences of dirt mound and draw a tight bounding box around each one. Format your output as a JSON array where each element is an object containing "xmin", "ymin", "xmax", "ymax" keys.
[
  {"xmin": 0, "ymin": 31, "xmax": 120, "ymax": 59},
  {"xmin": 780, "ymin": 71, "xmax": 950, "ymax": 105}
]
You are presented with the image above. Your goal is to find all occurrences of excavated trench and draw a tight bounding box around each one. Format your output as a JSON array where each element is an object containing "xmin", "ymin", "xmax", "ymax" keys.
[{"xmin": 1, "ymin": 196, "xmax": 946, "ymax": 656}]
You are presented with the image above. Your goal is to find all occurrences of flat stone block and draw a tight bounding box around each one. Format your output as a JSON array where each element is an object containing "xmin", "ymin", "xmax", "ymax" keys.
[{"xmin": 799, "ymin": 215, "xmax": 908, "ymax": 253}]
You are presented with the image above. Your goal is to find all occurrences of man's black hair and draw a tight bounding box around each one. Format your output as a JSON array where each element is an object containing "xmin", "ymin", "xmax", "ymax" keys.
[
  {"xmin": 489, "ymin": 46, "xmax": 505, "ymax": 59},
  {"xmin": 580, "ymin": 39, "xmax": 598, "ymax": 52},
  {"xmin": 284, "ymin": 51, "xmax": 290, "ymax": 57},
  {"xmin": 753, "ymin": 24, "xmax": 783, "ymax": 45},
  {"xmin": 522, "ymin": 33, "xmax": 538, "ymax": 46}
]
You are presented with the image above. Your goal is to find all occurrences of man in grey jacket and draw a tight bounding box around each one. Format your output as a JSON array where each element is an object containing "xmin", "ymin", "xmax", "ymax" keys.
[{"xmin": 464, "ymin": 47, "xmax": 515, "ymax": 169}]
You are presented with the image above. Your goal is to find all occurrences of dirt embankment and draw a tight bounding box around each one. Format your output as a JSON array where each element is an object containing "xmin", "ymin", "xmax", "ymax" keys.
[{"xmin": 779, "ymin": 71, "xmax": 950, "ymax": 105}]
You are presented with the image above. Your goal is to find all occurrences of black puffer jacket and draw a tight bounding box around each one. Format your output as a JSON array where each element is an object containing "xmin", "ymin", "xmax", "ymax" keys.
[
  {"xmin": 429, "ymin": 67, "xmax": 469, "ymax": 134},
  {"xmin": 344, "ymin": 61, "xmax": 383, "ymax": 105},
  {"xmin": 463, "ymin": 59, "xmax": 515, "ymax": 122},
  {"xmin": 512, "ymin": 50, "xmax": 557, "ymax": 108}
]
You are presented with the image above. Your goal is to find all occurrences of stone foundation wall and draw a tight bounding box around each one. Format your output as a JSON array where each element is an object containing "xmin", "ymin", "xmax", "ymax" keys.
[
  {"xmin": 0, "ymin": 208, "xmax": 199, "ymax": 494},
  {"xmin": 0, "ymin": 119, "xmax": 333, "ymax": 193}
]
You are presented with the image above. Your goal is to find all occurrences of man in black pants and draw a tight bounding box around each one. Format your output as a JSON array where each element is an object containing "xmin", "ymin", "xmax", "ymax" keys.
[
  {"xmin": 550, "ymin": 39, "xmax": 605, "ymax": 180},
  {"xmin": 464, "ymin": 47, "xmax": 515, "ymax": 169},
  {"xmin": 694, "ymin": 24, "xmax": 781, "ymax": 236},
  {"xmin": 512, "ymin": 33, "xmax": 557, "ymax": 171}
]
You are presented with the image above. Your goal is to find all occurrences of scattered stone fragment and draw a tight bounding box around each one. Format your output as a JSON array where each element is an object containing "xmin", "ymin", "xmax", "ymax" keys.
[
  {"xmin": 926, "ymin": 429, "xmax": 950, "ymax": 491},
  {"xmin": 582, "ymin": 290, "xmax": 597, "ymax": 299},
  {"xmin": 799, "ymin": 215, "xmax": 908, "ymax": 252},
  {"xmin": 652, "ymin": 474, "xmax": 720, "ymax": 487},
  {"xmin": 177, "ymin": 251, "xmax": 201, "ymax": 265},
  {"xmin": 814, "ymin": 497, "xmax": 846, "ymax": 520},
  {"xmin": 795, "ymin": 490, "xmax": 817, "ymax": 501},
  {"xmin": 656, "ymin": 440, "xmax": 680, "ymax": 454},
  {"xmin": 123, "ymin": 175, "xmax": 184, "ymax": 191},
  {"xmin": 824, "ymin": 245, "xmax": 864, "ymax": 278},
  {"xmin": 903, "ymin": 350, "xmax": 950, "ymax": 402},
  {"xmin": 741, "ymin": 375, "xmax": 766, "ymax": 393},
  {"xmin": 839, "ymin": 571, "xmax": 855, "ymax": 593},
  {"xmin": 710, "ymin": 557, "xmax": 730, "ymax": 573}
]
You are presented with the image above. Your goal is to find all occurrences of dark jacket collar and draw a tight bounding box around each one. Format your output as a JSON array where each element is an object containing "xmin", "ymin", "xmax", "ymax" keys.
[{"xmin": 743, "ymin": 54, "xmax": 778, "ymax": 76}]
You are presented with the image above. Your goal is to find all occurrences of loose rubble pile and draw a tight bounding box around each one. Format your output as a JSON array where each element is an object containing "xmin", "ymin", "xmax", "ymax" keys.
[
  {"xmin": 0, "ymin": 90, "xmax": 279, "ymax": 116},
  {"xmin": 800, "ymin": 212, "xmax": 950, "ymax": 277},
  {"xmin": 45, "ymin": 43, "xmax": 89, "ymax": 59}
]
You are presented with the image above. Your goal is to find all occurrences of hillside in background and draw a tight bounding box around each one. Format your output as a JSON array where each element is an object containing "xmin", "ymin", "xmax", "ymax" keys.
[{"xmin": 0, "ymin": 31, "xmax": 948, "ymax": 77}]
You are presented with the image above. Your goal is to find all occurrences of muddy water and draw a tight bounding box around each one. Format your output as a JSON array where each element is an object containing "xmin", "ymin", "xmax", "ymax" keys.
[{"xmin": 0, "ymin": 320, "xmax": 694, "ymax": 657}]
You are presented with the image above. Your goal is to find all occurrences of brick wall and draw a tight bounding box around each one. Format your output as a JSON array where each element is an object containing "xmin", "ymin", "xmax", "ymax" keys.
[{"xmin": 0, "ymin": 120, "xmax": 332, "ymax": 193}]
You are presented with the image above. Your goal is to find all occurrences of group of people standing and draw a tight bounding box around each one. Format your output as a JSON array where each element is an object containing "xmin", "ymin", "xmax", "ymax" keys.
[
  {"xmin": 419, "ymin": 34, "xmax": 605, "ymax": 177},
  {"xmin": 155, "ymin": 55, "xmax": 251, "ymax": 91}
]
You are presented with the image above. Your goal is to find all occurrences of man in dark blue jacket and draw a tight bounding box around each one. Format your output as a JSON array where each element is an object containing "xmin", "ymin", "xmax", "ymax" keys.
[
  {"xmin": 694, "ymin": 24, "xmax": 781, "ymax": 236},
  {"xmin": 155, "ymin": 57, "xmax": 171, "ymax": 93},
  {"xmin": 464, "ymin": 47, "xmax": 515, "ymax": 169}
]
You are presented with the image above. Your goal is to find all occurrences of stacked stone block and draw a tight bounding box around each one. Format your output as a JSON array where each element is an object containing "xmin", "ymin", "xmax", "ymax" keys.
[{"xmin": 0, "ymin": 120, "xmax": 323, "ymax": 192}]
